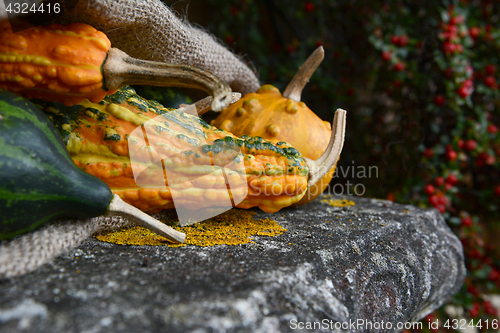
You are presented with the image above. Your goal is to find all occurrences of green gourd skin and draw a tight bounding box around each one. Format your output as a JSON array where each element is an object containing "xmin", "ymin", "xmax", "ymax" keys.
[
  {"xmin": 0, "ymin": 89, "xmax": 113, "ymax": 241},
  {"xmin": 130, "ymin": 86, "xmax": 193, "ymax": 109}
]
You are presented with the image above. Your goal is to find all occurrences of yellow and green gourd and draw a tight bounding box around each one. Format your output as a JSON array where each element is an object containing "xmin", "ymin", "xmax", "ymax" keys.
[{"xmin": 34, "ymin": 86, "xmax": 312, "ymax": 214}]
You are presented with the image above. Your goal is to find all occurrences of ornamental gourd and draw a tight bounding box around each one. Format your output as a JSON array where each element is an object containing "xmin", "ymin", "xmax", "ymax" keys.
[
  {"xmin": 0, "ymin": 89, "xmax": 184, "ymax": 243},
  {"xmin": 211, "ymin": 47, "xmax": 339, "ymax": 205},
  {"xmin": 35, "ymin": 86, "xmax": 345, "ymax": 215},
  {"xmin": 0, "ymin": 20, "xmax": 231, "ymax": 111}
]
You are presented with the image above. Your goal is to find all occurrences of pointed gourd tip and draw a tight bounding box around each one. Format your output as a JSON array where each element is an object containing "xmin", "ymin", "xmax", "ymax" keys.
[
  {"xmin": 183, "ymin": 92, "xmax": 242, "ymax": 116},
  {"xmin": 314, "ymin": 45, "xmax": 325, "ymax": 59},
  {"xmin": 231, "ymin": 92, "xmax": 242, "ymax": 103},
  {"xmin": 107, "ymin": 194, "xmax": 186, "ymax": 243},
  {"xmin": 211, "ymin": 91, "xmax": 233, "ymax": 112},
  {"xmin": 305, "ymin": 108, "xmax": 347, "ymax": 187},
  {"xmin": 283, "ymin": 46, "xmax": 326, "ymax": 102}
]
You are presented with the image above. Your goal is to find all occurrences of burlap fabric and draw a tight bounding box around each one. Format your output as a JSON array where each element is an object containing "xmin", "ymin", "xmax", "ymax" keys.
[
  {"xmin": 0, "ymin": 0, "xmax": 260, "ymax": 278},
  {"xmin": 0, "ymin": 217, "xmax": 131, "ymax": 279},
  {"xmin": 56, "ymin": 0, "xmax": 260, "ymax": 94}
]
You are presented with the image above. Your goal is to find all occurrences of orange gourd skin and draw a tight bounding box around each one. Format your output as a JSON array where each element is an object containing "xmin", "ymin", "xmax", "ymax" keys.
[
  {"xmin": 36, "ymin": 87, "xmax": 309, "ymax": 214},
  {"xmin": 0, "ymin": 20, "xmax": 113, "ymax": 106},
  {"xmin": 211, "ymin": 84, "xmax": 334, "ymax": 204}
]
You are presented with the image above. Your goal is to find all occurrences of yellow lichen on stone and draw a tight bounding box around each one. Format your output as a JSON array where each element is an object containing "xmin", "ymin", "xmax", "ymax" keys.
[
  {"xmin": 320, "ymin": 195, "xmax": 355, "ymax": 207},
  {"xmin": 95, "ymin": 209, "xmax": 287, "ymax": 247}
]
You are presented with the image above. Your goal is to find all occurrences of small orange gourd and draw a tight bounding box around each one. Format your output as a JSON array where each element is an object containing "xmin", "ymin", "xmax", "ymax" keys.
[
  {"xmin": 211, "ymin": 47, "xmax": 338, "ymax": 205},
  {"xmin": 0, "ymin": 20, "xmax": 231, "ymax": 110}
]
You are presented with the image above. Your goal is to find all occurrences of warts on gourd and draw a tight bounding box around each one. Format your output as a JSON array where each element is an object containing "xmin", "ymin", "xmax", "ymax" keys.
[{"xmin": 211, "ymin": 47, "xmax": 347, "ymax": 205}]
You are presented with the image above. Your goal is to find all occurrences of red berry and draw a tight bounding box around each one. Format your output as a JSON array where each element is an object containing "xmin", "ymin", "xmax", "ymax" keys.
[
  {"xmin": 394, "ymin": 62, "xmax": 406, "ymax": 71},
  {"xmin": 435, "ymin": 176, "xmax": 445, "ymax": 187},
  {"xmin": 286, "ymin": 44, "xmax": 295, "ymax": 53},
  {"xmin": 225, "ymin": 35, "xmax": 234, "ymax": 45},
  {"xmin": 485, "ymin": 64, "xmax": 497, "ymax": 75},
  {"xmin": 456, "ymin": 44, "xmax": 463, "ymax": 53},
  {"xmin": 433, "ymin": 95, "xmax": 445, "ymax": 106},
  {"xmin": 446, "ymin": 150, "xmax": 457, "ymax": 161},
  {"xmin": 469, "ymin": 303, "xmax": 480, "ymax": 318},
  {"xmin": 488, "ymin": 269, "xmax": 500, "ymax": 281},
  {"xmin": 445, "ymin": 183, "xmax": 453, "ymax": 191},
  {"xmin": 436, "ymin": 204, "xmax": 446, "ymax": 213},
  {"xmin": 463, "ymin": 79, "xmax": 474, "ymax": 89},
  {"xmin": 485, "ymin": 301, "xmax": 498, "ymax": 316},
  {"xmin": 304, "ymin": 2, "xmax": 315, "ymax": 12},
  {"xmin": 485, "ymin": 155, "xmax": 495, "ymax": 165},
  {"xmin": 446, "ymin": 174, "xmax": 458, "ymax": 185},
  {"xmin": 390, "ymin": 35, "xmax": 400, "ymax": 45},
  {"xmin": 438, "ymin": 195, "xmax": 449, "ymax": 205},
  {"xmin": 398, "ymin": 35, "xmax": 409, "ymax": 47},
  {"xmin": 461, "ymin": 216, "xmax": 472, "ymax": 227},
  {"xmin": 450, "ymin": 15, "xmax": 465, "ymax": 25},
  {"xmin": 469, "ymin": 27, "xmax": 480, "ymax": 39},
  {"xmin": 484, "ymin": 76, "xmax": 496, "ymax": 88},
  {"xmin": 458, "ymin": 139, "xmax": 464, "ymax": 149},
  {"xmin": 457, "ymin": 86, "xmax": 469, "ymax": 98},
  {"xmin": 465, "ymin": 139, "xmax": 477, "ymax": 151},
  {"xmin": 445, "ymin": 24, "xmax": 459, "ymax": 35},
  {"xmin": 488, "ymin": 124, "xmax": 498, "ymax": 134},
  {"xmin": 478, "ymin": 152, "xmax": 488, "ymax": 160},
  {"xmin": 424, "ymin": 184, "xmax": 435, "ymax": 195},
  {"xmin": 429, "ymin": 195, "xmax": 439, "ymax": 206},
  {"xmin": 382, "ymin": 51, "xmax": 392, "ymax": 61},
  {"xmin": 424, "ymin": 148, "xmax": 434, "ymax": 158},
  {"xmin": 495, "ymin": 185, "xmax": 500, "ymax": 197},
  {"xmin": 442, "ymin": 42, "xmax": 457, "ymax": 54},
  {"xmin": 467, "ymin": 285, "xmax": 478, "ymax": 295}
]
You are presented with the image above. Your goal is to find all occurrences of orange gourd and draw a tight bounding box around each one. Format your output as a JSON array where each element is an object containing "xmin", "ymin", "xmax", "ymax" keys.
[
  {"xmin": 211, "ymin": 47, "xmax": 338, "ymax": 205},
  {"xmin": 0, "ymin": 20, "xmax": 112, "ymax": 106},
  {"xmin": 0, "ymin": 20, "xmax": 231, "ymax": 111}
]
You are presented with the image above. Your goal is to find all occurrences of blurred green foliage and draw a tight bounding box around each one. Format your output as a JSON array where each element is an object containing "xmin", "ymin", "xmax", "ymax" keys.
[{"xmin": 172, "ymin": 0, "xmax": 500, "ymax": 328}]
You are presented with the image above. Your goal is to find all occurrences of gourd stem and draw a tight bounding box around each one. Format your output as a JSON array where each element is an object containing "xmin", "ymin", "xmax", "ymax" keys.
[
  {"xmin": 305, "ymin": 109, "xmax": 346, "ymax": 187},
  {"xmin": 106, "ymin": 194, "xmax": 186, "ymax": 243},
  {"xmin": 179, "ymin": 93, "xmax": 242, "ymax": 116},
  {"xmin": 282, "ymin": 46, "xmax": 325, "ymax": 102},
  {"xmin": 103, "ymin": 48, "xmax": 232, "ymax": 111}
]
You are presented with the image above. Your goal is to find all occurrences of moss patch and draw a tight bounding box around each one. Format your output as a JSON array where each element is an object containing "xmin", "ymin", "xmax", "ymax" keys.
[
  {"xmin": 320, "ymin": 195, "xmax": 356, "ymax": 207},
  {"xmin": 95, "ymin": 208, "xmax": 287, "ymax": 247}
]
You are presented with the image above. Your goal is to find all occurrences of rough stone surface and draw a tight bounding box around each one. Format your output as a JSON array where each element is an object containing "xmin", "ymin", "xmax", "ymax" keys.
[{"xmin": 0, "ymin": 196, "xmax": 465, "ymax": 333}]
